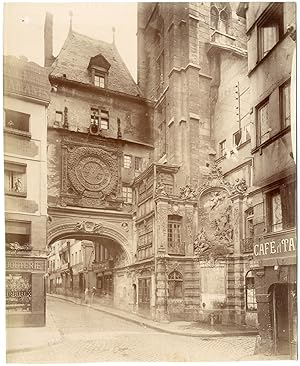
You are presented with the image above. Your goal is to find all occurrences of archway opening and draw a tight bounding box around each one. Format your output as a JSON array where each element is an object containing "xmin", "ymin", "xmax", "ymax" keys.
[{"xmin": 47, "ymin": 233, "xmax": 129, "ymax": 305}]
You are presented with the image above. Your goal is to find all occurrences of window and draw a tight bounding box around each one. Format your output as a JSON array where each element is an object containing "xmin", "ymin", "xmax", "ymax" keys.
[
  {"xmin": 280, "ymin": 80, "xmax": 291, "ymax": 128},
  {"xmin": 266, "ymin": 182, "xmax": 296, "ymax": 232},
  {"xmin": 5, "ymin": 109, "xmax": 30, "ymax": 133},
  {"xmin": 55, "ymin": 111, "xmax": 63, "ymax": 126},
  {"xmin": 71, "ymin": 253, "xmax": 74, "ymax": 265},
  {"xmin": 94, "ymin": 74, "xmax": 105, "ymax": 88},
  {"xmin": 245, "ymin": 208, "xmax": 254, "ymax": 239},
  {"xmin": 135, "ymin": 157, "xmax": 142, "ymax": 171},
  {"xmin": 168, "ymin": 270, "xmax": 183, "ymax": 299},
  {"xmin": 4, "ymin": 162, "xmax": 26, "ymax": 197},
  {"xmin": 219, "ymin": 140, "xmax": 226, "ymax": 157},
  {"xmin": 5, "ymin": 221, "xmax": 31, "ymax": 252},
  {"xmin": 100, "ymin": 110, "xmax": 109, "ymax": 130},
  {"xmin": 123, "ymin": 155, "xmax": 132, "ymax": 169},
  {"xmin": 168, "ymin": 215, "xmax": 183, "ymax": 254},
  {"xmin": 245, "ymin": 271, "xmax": 257, "ymax": 311},
  {"xmin": 138, "ymin": 219, "xmax": 153, "ymax": 250},
  {"xmin": 256, "ymin": 99, "xmax": 270, "ymax": 145},
  {"xmin": 270, "ymin": 190, "xmax": 283, "ymax": 232},
  {"xmin": 233, "ymin": 130, "xmax": 242, "ymax": 147},
  {"xmin": 258, "ymin": 3, "xmax": 283, "ymax": 61},
  {"xmin": 210, "ymin": 4, "xmax": 231, "ymax": 33},
  {"xmin": 122, "ymin": 186, "xmax": 133, "ymax": 203}
]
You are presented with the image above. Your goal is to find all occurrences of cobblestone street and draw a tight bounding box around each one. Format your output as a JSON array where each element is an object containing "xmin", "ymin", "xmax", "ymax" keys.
[{"xmin": 7, "ymin": 296, "xmax": 257, "ymax": 363}]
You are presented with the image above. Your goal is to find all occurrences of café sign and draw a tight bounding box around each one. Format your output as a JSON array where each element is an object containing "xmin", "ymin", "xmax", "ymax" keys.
[{"xmin": 254, "ymin": 230, "xmax": 296, "ymax": 259}]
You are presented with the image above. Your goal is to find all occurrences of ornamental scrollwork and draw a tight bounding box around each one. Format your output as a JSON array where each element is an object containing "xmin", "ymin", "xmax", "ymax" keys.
[{"xmin": 74, "ymin": 221, "xmax": 103, "ymax": 233}]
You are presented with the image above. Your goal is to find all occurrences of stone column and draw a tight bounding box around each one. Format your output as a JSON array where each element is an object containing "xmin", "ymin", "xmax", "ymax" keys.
[
  {"xmin": 228, "ymin": 192, "xmax": 246, "ymax": 324},
  {"xmin": 155, "ymin": 197, "xmax": 169, "ymax": 321}
]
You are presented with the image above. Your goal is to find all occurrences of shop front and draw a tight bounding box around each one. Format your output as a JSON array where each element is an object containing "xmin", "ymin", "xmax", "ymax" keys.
[
  {"xmin": 253, "ymin": 229, "xmax": 296, "ymax": 358},
  {"xmin": 6, "ymin": 256, "xmax": 47, "ymax": 327}
]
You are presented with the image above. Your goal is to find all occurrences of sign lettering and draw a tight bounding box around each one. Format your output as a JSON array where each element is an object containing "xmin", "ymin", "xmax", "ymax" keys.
[{"xmin": 254, "ymin": 231, "xmax": 296, "ymax": 259}]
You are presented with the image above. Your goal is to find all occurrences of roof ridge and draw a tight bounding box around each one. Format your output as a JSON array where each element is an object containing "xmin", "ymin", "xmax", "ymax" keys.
[
  {"xmin": 110, "ymin": 42, "xmax": 141, "ymax": 96},
  {"xmin": 72, "ymin": 30, "xmax": 113, "ymax": 48}
]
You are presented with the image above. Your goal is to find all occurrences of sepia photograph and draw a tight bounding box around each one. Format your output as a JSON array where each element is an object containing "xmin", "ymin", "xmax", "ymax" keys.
[{"xmin": 3, "ymin": 1, "xmax": 297, "ymax": 363}]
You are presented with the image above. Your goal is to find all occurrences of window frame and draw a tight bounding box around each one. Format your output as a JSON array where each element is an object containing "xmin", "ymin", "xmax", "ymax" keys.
[
  {"xmin": 122, "ymin": 186, "xmax": 133, "ymax": 204},
  {"xmin": 256, "ymin": 97, "xmax": 270, "ymax": 146},
  {"xmin": 4, "ymin": 162, "xmax": 27, "ymax": 197},
  {"xmin": 123, "ymin": 154, "xmax": 132, "ymax": 169},
  {"xmin": 100, "ymin": 110, "xmax": 109, "ymax": 130},
  {"xmin": 4, "ymin": 109, "xmax": 31, "ymax": 136},
  {"xmin": 265, "ymin": 181, "xmax": 296, "ymax": 233},
  {"xmin": 219, "ymin": 139, "xmax": 226, "ymax": 158},
  {"xmin": 168, "ymin": 270, "xmax": 184, "ymax": 299},
  {"xmin": 280, "ymin": 79, "xmax": 291, "ymax": 129},
  {"xmin": 257, "ymin": 3, "xmax": 284, "ymax": 62},
  {"xmin": 5, "ymin": 220, "xmax": 32, "ymax": 251},
  {"xmin": 245, "ymin": 270, "xmax": 257, "ymax": 312}
]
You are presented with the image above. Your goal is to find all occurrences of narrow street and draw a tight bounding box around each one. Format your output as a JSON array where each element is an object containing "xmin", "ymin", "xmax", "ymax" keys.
[{"xmin": 7, "ymin": 296, "xmax": 256, "ymax": 363}]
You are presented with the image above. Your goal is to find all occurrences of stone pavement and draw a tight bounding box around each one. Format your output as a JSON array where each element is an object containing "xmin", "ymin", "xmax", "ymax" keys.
[
  {"xmin": 6, "ymin": 306, "xmax": 62, "ymax": 354},
  {"xmin": 47, "ymin": 293, "xmax": 258, "ymax": 338},
  {"xmin": 6, "ymin": 292, "xmax": 259, "ymax": 355}
]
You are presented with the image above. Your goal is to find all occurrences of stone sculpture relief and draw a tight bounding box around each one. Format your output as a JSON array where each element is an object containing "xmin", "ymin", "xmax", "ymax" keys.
[
  {"xmin": 61, "ymin": 140, "xmax": 120, "ymax": 208},
  {"xmin": 74, "ymin": 221, "xmax": 103, "ymax": 233}
]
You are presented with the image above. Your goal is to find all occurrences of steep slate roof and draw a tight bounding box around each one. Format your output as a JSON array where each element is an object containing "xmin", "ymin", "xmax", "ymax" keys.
[
  {"xmin": 50, "ymin": 31, "xmax": 141, "ymax": 97},
  {"xmin": 3, "ymin": 55, "xmax": 51, "ymax": 103}
]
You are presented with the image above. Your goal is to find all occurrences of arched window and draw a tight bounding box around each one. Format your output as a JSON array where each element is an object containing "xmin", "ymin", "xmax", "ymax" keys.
[
  {"xmin": 168, "ymin": 270, "xmax": 183, "ymax": 298},
  {"xmin": 210, "ymin": 3, "xmax": 231, "ymax": 34},
  {"xmin": 210, "ymin": 6, "xmax": 218, "ymax": 30},
  {"xmin": 245, "ymin": 271, "xmax": 257, "ymax": 311}
]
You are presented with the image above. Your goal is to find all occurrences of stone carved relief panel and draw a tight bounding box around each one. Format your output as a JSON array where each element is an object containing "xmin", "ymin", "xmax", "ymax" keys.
[
  {"xmin": 61, "ymin": 139, "xmax": 121, "ymax": 209},
  {"xmin": 195, "ymin": 188, "xmax": 234, "ymax": 259}
]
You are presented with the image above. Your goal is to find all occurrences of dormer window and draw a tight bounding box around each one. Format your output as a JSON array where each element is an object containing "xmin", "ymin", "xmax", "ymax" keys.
[
  {"xmin": 94, "ymin": 74, "xmax": 105, "ymax": 88},
  {"xmin": 88, "ymin": 53, "xmax": 111, "ymax": 89}
]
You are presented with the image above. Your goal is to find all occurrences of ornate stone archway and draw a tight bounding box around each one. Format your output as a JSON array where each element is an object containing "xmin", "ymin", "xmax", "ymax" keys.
[{"xmin": 47, "ymin": 218, "xmax": 132, "ymax": 265}]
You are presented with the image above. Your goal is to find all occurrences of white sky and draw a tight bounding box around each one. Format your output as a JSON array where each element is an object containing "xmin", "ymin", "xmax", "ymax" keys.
[{"xmin": 3, "ymin": 2, "xmax": 138, "ymax": 80}]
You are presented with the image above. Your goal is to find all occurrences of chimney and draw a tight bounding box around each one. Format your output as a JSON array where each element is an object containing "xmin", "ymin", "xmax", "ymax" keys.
[{"xmin": 44, "ymin": 12, "xmax": 54, "ymax": 67}]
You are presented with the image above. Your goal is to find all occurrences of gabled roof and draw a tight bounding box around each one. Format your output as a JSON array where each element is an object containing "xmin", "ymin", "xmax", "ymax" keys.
[
  {"xmin": 50, "ymin": 31, "xmax": 141, "ymax": 97},
  {"xmin": 3, "ymin": 55, "xmax": 51, "ymax": 103}
]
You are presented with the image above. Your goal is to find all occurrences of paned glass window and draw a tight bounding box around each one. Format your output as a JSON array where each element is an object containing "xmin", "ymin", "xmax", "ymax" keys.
[
  {"xmin": 257, "ymin": 99, "xmax": 270, "ymax": 144},
  {"xmin": 271, "ymin": 190, "xmax": 283, "ymax": 232},
  {"xmin": 258, "ymin": 3, "xmax": 283, "ymax": 60},
  {"xmin": 219, "ymin": 140, "xmax": 226, "ymax": 157},
  {"xmin": 168, "ymin": 270, "xmax": 183, "ymax": 298},
  {"xmin": 94, "ymin": 74, "xmax": 105, "ymax": 88},
  {"xmin": 100, "ymin": 110, "xmax": 109, "ymax": 130},
  {"xmin": 122, "ymin": 186, "xmax": 133, "ymax": 203},
  {"xmin": 245, "ymin": 271, "xmax": 257, "ymax": 311},
  {"xmin": 4, "ymin": 162, "xmax": 26, "ymax": 196},
  {"xmin": 123, "ymin": 155, "xmax": 132, "ymax": 169},
  {"xmin": 281, "ymin": 80, "xmax": 291, "ymax": 128}
]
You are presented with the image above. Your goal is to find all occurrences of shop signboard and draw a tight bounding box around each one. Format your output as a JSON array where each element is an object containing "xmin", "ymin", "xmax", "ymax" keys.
[
  {"xmin": 6, "ymin": 257, "xmax": 46, "ymax": 272},
  {"xmin": 6, "ymin": 272, "xmax": 32, "ymax": 313},
  {"xmin": 253, "ymin": 229, "xmax": 296, "ymax": 260}
]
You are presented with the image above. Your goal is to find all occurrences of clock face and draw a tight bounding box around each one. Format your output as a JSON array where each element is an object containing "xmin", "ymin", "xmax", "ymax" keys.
[
  {"xmin": 67, "ymin": 146, "xmax": 118, "ymax": 197},
  {"xmin": 77, "ymin": 158, "xmax": 110, "ymax": 190}
]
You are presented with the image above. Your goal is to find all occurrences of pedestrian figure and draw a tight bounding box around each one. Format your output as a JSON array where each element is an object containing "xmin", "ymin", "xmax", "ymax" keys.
[
  {"xmin": 91, "ymin": 286, "xmax": 96, "ymax": 304},
  {"xmin": 84, "ymin": 287, "xmax": 90, "ymax": 304}
]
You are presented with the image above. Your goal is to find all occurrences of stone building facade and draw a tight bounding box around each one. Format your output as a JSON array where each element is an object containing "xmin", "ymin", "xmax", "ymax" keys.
[
  {"xmin": 45, "ymin": 14, "xmax": 154, "ymax": 310},
  {"xmin": 237, "ymin": 2, "xmax": 296, "ymax": 358},
  {"xmin": 4, "ymin": 56, "xmax": 50, "ymax": 326},
  {"xmin": 46, "ymin": 3, "xmax": 296, "ymax": 353}
]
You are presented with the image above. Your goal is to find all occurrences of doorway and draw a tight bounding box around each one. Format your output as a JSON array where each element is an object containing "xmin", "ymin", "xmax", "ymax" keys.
[
  {"xmin": 270, "ymin": 283, "xmax": 290, "ymax": 355},
  {"xmin": 138, "ymin": 277, "xmax": 151, "ymax": 314}
]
